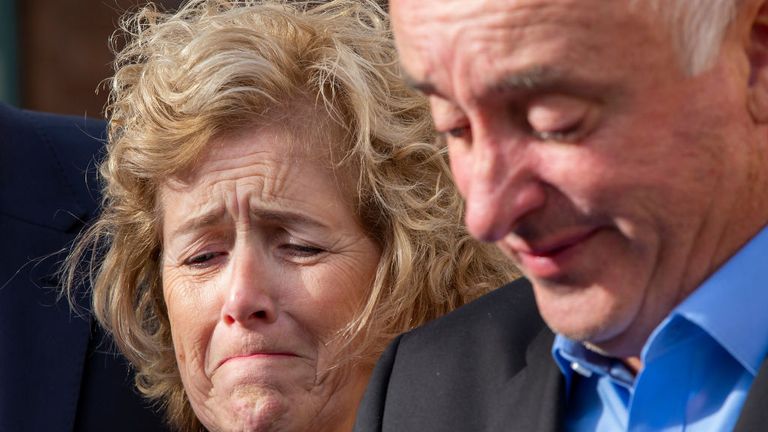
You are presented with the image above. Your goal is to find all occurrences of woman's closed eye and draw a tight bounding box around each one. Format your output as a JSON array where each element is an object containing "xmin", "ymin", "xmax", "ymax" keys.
[
  {"xmin": 279, "ymin": 243, "xmax": 326, "ymax": 260},
  {"xmin": 184, "ymin": 251, "xmax": 227, "ymax": 268}
]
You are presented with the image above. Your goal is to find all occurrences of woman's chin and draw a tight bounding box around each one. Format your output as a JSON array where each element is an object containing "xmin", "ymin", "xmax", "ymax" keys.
[
  {"xmin": 200, "ymin": 387, "xmax": 292, "ymax": 432},
  {"xmin": 186, "ymin": 359, "xmax": 353, "ymax": 431}
]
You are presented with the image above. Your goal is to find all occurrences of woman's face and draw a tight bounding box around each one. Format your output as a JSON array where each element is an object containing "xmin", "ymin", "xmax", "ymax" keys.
[{"xmin": 160, "ymin": 124, "xmax": 381, "ymax": 432}]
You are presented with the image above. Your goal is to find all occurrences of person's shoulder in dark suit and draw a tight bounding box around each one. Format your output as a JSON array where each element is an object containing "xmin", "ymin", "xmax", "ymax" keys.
[
  {"xmin": 0, "ymin": 103, "xmax": 168, "ymax": 432},
  {"xmin": 354, "ymin": 277, "xmax": 564, "ymax": 432}
]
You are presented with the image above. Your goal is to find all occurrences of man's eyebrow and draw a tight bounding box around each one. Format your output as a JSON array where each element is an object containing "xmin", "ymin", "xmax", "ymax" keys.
[
  {"xmin": 403, "ymin": 69, "xmax": 562, "ymax": 96},
  {"xmin": 401, "ymin": 70, "xmax": 438, "ymax": 95},
  {"xmin": 494, "ymin": 65, "xmax": 611, "ymax": 98},
  {"xmin": 402, "ymin": 65, "xmax": 609, "ymax": 100},
  {"xmin": 497, "ymin": 66, "xmax": 565, "ymax": 91}
]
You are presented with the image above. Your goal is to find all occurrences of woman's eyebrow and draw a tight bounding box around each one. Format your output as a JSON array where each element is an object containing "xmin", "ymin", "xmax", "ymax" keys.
[
  {"xmin": 250, "ymin": 208, "xmax": 331, "ymax": 230},
  {"xmin": 169, "ymin": 206, "xmax": 226, "ymax": 239},
  {"xmin": 168, "ymin": 202, "xmax": 334, "ymax": 241}
]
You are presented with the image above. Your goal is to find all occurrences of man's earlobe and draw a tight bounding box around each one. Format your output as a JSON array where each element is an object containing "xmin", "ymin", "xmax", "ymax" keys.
[{"xmin": 748, "ymin": 2, "xmax": 768, "ymax": 122}]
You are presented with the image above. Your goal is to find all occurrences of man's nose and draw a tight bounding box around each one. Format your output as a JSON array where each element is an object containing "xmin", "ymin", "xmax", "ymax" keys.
[
  {"xmin": 221, "ymin": 246, "xmax": 278, "ymax": 326},
  {"xmin": 455, "ymin": 130, "xmax": 546, "ymax": 242}
]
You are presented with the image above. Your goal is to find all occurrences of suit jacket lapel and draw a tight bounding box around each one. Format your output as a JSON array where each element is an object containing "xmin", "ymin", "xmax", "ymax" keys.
[
  {"xmin": 491, "ymin": 327, "xmax": 565, "ymax": 432},
  {"xmin": 734, "ymin": 356, "xmax": 768, "ymax": 432},
  {"xmin": 0, "ymin": 220, "xmax": 92, "ymax": 432}
]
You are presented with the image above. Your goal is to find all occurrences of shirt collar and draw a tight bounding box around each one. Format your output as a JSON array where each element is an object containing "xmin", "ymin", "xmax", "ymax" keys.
[
  {"xmin": 553, "ymin": 335, "xmax": 636, "ymax": 395},
  {"xmin": 553, "ymin": 224, "xmax": 768, "ymax": 382},
  {"xmin": 654, "ymin": 224, "xmax": 768, "ymax": 375}
]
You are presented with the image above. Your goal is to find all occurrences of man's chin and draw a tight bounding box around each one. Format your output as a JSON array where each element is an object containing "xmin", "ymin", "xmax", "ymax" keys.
[
  {"xmin": 531, "ymin": 280, "xmax": 634, "ymax": 345},
  {"xmin": 548, "ymin": 320, "xmax": 618, "ymax": 346},
  {"xmin": 546, "ymin": 315, "xmax": 646, "ymax": 359}
]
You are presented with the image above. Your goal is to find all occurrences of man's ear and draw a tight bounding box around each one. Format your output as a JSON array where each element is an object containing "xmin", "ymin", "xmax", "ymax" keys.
[{"xmin": 748, "ymin": 2, "xmax": 768, "ymax": 123}]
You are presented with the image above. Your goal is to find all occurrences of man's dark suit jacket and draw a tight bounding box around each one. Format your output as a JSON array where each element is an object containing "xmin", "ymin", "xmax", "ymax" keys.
[
  {"xmin": 0, "ymin": 103, "xmax": 167, "ymax": 431},
  {"xmin": 354, "ymin": 278, "xmax": 768, "ymax": 431}
]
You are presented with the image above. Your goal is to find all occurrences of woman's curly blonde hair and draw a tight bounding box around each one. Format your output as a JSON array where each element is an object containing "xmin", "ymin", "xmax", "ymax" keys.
[{"xmin": 64, "ymin": 0, "xmax": 518, "ymax": 430}]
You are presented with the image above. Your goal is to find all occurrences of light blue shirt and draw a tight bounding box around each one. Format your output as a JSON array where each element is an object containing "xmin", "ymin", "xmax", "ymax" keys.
[{"xmin": 552, "ymin": 226, "xmax": 768, "ymax": 431}]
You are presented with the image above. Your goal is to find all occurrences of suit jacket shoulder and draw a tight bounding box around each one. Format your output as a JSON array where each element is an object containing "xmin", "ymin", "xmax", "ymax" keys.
[
  {"xmin": 0, "ymin": 103, "xmax": 104, "ymax": 229},
  {"xmin": 355, "ymin": 278, "xmax": 564, "ymax": 432},
  {"xmin": 735, "ymin": 354, "xmax": 768, "ymax": 431}
]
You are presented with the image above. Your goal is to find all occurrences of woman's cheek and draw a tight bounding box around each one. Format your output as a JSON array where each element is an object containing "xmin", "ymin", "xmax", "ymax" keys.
[{"xmin": 163, "ymin": 269, "xmax": 222, "ymax": 399}]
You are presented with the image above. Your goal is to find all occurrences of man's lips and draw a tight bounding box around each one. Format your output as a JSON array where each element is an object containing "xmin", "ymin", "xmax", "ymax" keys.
[
  {"xmin": 521, "ymin": 228, "xmax": 600, "ymax": 257},
  {"xmin": 508, "ymin": 227, "xmax": 601, "ymax": 279}
]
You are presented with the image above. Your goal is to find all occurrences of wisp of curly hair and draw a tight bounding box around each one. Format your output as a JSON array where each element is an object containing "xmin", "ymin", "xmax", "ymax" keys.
[{"xmin": 64, "ymin": 0, "xmax": 518, "ymax": 429}]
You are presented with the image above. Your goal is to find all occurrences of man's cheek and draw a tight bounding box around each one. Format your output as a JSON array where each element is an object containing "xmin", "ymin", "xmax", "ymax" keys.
[{"xmin": 449, "ymin": 149, "xmax": 473, "ymax": 198}]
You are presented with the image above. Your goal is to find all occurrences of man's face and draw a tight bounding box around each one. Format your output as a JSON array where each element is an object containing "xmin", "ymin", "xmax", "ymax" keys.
[{"xmin": 392, "ymin": 0, "xmax": 761, "ymax": 356}]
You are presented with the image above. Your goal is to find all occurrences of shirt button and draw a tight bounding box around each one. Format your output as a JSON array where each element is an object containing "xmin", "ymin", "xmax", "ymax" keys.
[{"xmin": 571, "ymin": 361, "xmax": 593, "ymax": 378}]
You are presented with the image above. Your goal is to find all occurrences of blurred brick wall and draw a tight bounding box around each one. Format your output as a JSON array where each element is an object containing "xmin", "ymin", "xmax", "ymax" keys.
[{"xmin": 19, "ymin": 0, "xmax": 182, "ymax": 117}]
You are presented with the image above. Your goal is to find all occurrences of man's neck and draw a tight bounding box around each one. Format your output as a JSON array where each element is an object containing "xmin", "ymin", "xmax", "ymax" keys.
[{"xmin": 623, "ymin": 356, "xmax": 642, "ymax": 374}]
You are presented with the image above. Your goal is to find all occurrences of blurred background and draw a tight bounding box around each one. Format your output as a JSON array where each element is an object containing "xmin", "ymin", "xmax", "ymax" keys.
[{"xmin": 0, "ymin": 0, "xmax": 183, "ymax": 118}]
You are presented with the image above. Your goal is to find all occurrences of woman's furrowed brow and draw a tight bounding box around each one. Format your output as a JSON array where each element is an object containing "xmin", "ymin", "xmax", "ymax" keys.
[
  {"xmin": 169, "ymin": 206, "xmax": 227, "ymax": 239},
  {"xmin": 249, "ymin": 208, "xmax": 331, "ymax": 231}
]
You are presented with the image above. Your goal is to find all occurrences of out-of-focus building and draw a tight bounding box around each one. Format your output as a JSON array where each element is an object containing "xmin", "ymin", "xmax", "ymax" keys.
[{"xmin": 0, "ymin": 0, "xmax": 183, "ymax": 117}]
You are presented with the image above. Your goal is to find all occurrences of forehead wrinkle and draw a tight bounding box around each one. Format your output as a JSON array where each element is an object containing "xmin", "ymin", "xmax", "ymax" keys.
[
  {"xmin": 449, "ymin": 2, "xmax": 646, "ymax": 106},
  {"xmin": 173, "ymin": 142, "xmax": 274, "ymax": 188},
  {"xmin": 437, "ymin": 2, "xmax": 590, "ymax": 99},
  {"xmin": 254, "ymin": 151, "xmax": 293, "ymax": 205},
  {"xmin": 169, "ymin": 150, "xmax": 294, "ymax": 221}
]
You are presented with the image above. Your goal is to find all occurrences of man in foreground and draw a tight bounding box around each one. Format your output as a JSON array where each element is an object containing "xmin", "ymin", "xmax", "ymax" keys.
[{"xmin": 355, "ymin": 0, "xmax": 768, "ymax": 430}]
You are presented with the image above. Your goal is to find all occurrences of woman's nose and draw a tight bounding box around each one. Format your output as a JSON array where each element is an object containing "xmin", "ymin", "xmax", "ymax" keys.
[{"xmin": 220, "ymin": 247, "xmax": 278, "ymax": 326}]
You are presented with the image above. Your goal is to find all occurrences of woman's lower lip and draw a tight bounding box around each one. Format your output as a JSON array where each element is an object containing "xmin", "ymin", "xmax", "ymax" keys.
[
  {"xmin": 232, "ymin": 353, "xmax": 297, "ymax": 359},
  {"xmin": 517, "ymin": 231, "xmax": 597, "ymax": 279},
  {"xmin": 221, "ymin": 353, "xmax": 299, "ymax": 367}
]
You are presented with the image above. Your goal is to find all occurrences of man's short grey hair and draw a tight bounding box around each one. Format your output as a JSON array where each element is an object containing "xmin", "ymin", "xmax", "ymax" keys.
[{"xmin": 644, "ymin": 0, "xmax": 739, "ymax": 75}]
